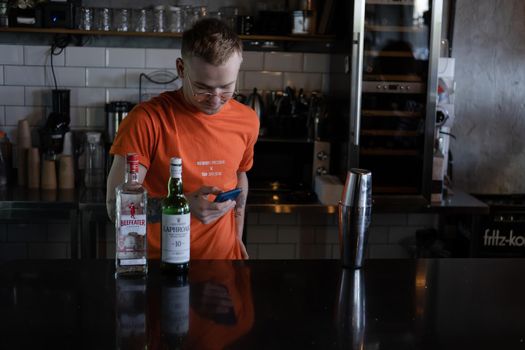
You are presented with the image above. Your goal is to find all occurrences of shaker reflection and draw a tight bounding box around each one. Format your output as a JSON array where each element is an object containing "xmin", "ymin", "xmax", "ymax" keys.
[{"xmin": 335, "ymin": 269, "xmax": 366, "ymax": 350}]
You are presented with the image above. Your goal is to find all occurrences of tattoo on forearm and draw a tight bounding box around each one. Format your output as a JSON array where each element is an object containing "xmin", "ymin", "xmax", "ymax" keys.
[{"xmin": 235, "ymin": 194, "xmax": 246, "ymax": 217}]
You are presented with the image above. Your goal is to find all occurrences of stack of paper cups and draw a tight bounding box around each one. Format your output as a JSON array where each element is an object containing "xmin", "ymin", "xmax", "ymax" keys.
[
  {"xmin": 59, "ymin": 156, "xmax": 75, "ymax": 189},
  {"xmin": 17, "ymin": 119, "xmax": 31, "ymax": 186},
  {"xmin": 41, "ymin": 159, "xmax": 57, "ymax": 190},
  {"xmin": 27, "ymin": 147, "xmax": 40, "ymax": 189}
]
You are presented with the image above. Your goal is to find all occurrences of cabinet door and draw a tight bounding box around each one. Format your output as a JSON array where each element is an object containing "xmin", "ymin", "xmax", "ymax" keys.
[{"xmin": 355, "ymin": 0, "xmax": 442, "ymax": 196}]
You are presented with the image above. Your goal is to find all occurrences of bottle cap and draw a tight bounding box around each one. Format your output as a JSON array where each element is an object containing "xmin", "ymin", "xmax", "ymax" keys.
[
  {"xmin": 170, "ymin": 157, "xmax": 182, "ymax": 166},
  {"xmin": 127, "ymin": 153, "xmax": 139, "ymax": 173},
  {"xmin": 86, "ymin": 131, "xmax": 101, "ymax": 144}
]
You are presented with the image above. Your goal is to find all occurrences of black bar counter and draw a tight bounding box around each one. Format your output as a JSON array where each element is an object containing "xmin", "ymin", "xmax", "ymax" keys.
[{"xmin": 1, "ymin": 258, "xmax": 524, "ymax": 349}]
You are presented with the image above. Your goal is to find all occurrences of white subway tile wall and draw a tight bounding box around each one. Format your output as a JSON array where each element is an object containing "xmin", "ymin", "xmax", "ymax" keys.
[
  {"xmin": 243, "ymin": 71, "xmax": 283, "ymax": 91},
  {"xmin": 0, "ymin": 45, "xmax": 23, "ymax": 64},
  {"xmin": 245, "ymin": 212, "xmax": 438, "ymax": 259},
  {"xmin": 303, "ymin": 53, "xmax": 331, "ymax": 73},
  {"xmin": 45, "ymin": 66, "xmax": 86, "ymax": 87},
  {"xmin": 86, "ymin": 68, "xmax": 126, "ymax": 87},
  {"xmin": 264, "ymin": 52, "xmax": 303, "ymax": 72},
  {"xmin": 66, "ymin": 47, "xmax": 105, "ymax": 67},
  {"xmin": 0, "ymin": 44, "xmax": 330, "ymax": 137},
  {"xmin": 24, "ymin": 46, "xmax": 64, "ymax": 66},
  {"xmin": 241, "ymin": 51, "xmax": 264, "ymax": 70},
  {"xmin": 25, "ymin": 87, "xmax": 52, "ymax": 106},
  {"xmin": 5, "ymin": 66, "xmax": 46, "ymax": 86},
  {"xmin": 5, "ymin": 106, "xmax": 45, "ymax": 126},
  {"xmin": 145, "ymin": 49, "xmax": 180, "ymax": 69},
  {"xmin": 106, "ymin": 48, "xmax": 145, "ymax": 68}
]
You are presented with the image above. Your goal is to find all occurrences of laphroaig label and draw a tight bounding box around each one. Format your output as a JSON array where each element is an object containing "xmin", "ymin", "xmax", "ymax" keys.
[{"xmin": 162, "ymin": 213, "xmax": 190, "ymax": 263}]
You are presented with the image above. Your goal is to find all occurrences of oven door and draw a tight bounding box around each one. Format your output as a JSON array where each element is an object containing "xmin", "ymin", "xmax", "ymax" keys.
[{"xmin": 249, "ymin": 139, "xmax": 315, "ymax": 192}]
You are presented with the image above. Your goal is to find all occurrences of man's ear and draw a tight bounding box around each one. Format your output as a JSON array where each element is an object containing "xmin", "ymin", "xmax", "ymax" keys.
[{"xmin": 176, "ymin": 58, "xmax": 184, "ymax": 79}]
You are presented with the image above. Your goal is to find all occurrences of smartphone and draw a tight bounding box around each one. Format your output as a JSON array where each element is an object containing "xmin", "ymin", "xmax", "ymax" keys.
[{"xmin": 214, "ymin": 188, "xmax": 242, "ymax": 202}]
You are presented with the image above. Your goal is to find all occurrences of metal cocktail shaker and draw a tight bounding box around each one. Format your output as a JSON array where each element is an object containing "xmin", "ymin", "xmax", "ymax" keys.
[
  {"xmin": 338, "ymin": 168, "xmax": 372, "ymax": 268},
  {"xmin": 335, "ymin": 269, "xmax": 365, "ymax": 349}
]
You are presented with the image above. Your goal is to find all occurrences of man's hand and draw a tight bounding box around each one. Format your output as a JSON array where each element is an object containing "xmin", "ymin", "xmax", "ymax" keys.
[
  {"xmin": 187, "ymin": 186, "xmax": 236, "ymax": 224},
  {"xmin": 238, "ymin": 238, "xmax": 249, "ymax": 259}
]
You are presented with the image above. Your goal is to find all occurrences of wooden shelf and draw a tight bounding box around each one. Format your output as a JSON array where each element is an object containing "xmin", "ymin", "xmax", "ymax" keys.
[
  {"xmin": 363, "ymin": 74, "xmax": 423, "ymax": 82},
  {"xmin": 365, "ymin": 50, "xmax": 415, "ymax": 58},
  {"xmin": 0, "ymin": 27, "xmax": 335, "ymax": 42},
  {"xmin": 361, "ymin": 130, "xmax": 419, "ymax": 137},
  {"xmin": 362, "ymin": 110, "xmax": 422, "ymax": 118},
  {"xmin": 365, "ymin": 24, "xmax": 425, "ymax": 33},
  {"xmin": 360, "ymin": 148, "xmax": 419, "ymax": 156}
]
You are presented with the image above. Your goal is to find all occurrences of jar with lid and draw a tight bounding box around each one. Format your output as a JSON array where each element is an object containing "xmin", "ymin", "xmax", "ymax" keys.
[
  {"xmin": 84, "ymin": 131, "xmax": 105, "ymax": 188},
  {"xmin": 153, "ymin": 5, "xmax": 166, "ymax": 33},
  {"xmin": 168, "ymin": 6, "xmax": 182, "ymax": 33},
  {"xmin": 113, "ymin": 8, "xmax": 130, "ymax": 32}
]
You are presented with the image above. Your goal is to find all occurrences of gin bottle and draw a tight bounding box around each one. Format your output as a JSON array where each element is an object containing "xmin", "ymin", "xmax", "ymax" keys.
[
  {"xmin": 161, "ymin": 157, "xmax": 190, "ymax": 273},
  {"xmin": 115, "ymin": 153, "xmax": 148, "ymax": 277}
]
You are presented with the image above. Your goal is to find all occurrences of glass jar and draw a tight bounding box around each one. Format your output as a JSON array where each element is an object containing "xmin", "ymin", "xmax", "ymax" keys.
[
  {"xmin": 113, "ymin": 8, "xmax": 130, "ymax": 32},
  {"xmin": 153, "ymin": 5, "xmax": 166, "ymax": 33},
  {"xmin": 133, "ymin": 8, "xmax": 149, "ymax": 32},
  {"xmin": 168, "ymin": 6, "xmax": 182, "ymax": 33},
  {"xmin": 79, "ymin": 7, "xmax": 94, "ymax": 30},
  {"xmin": 84, "ymin": 132, "xmax": 105, "ymax": 188},
  {"xmin": 94, "ymin": 7, "xmax": 112, "ymax": 31}
]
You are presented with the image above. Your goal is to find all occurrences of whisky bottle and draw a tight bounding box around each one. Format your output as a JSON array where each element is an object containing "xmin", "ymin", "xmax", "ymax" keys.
[
  {"xmin": 161, "ymin": 157, "xmax": 190, "ymax": 273},
  {"xmin": 115, "ymin": 153, "xmax": 148, "ymax": 277}
]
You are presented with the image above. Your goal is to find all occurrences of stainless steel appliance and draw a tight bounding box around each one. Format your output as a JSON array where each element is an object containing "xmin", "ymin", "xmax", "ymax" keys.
[
  {"xmin": 248, "ymin": 139, "xmax": 330, "ymax": 200},
  {"xmin": 105, "ymin": 101, "xmax": 134, "ymax": 143},
  {"xmin": 329, "ymin": 0, "xmax": 442, "ymax": 202}
]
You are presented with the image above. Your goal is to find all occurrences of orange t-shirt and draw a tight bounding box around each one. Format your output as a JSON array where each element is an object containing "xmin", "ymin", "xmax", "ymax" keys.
[{"xmin": 110, "ymin": 89, "xmax": 259, "ymax": 259}]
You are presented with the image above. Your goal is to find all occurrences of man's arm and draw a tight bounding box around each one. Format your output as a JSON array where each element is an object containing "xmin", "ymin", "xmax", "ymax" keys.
[
  {"xmin": 235, "ymin": 171, "xmax": 249, "ymax": 259},
  {"xmin": 106, "ymin": 154, "xmax": 148, "ymax": 222}
]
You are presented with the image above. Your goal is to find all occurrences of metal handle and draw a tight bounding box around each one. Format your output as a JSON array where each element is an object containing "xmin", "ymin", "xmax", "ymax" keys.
[{"xmin": 349, "ymin": 0, "xmax": 365, "ymax": 147}]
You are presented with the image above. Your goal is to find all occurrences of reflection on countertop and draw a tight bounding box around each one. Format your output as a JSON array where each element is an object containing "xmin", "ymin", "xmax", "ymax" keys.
[{"xmin": 2, "ymin": 259, "xmax": 525, "ymax": 349}]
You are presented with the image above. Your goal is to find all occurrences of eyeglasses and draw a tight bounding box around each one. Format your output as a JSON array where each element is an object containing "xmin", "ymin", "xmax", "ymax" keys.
[{"xmin": 185, "ymin": 71, "xmax": 237, "ymax": 103}]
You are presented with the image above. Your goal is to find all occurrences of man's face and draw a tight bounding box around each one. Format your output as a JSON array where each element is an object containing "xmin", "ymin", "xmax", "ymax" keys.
[{"xmin": 179, "ymin": 53, "xmax": 242, "ymax": 115}]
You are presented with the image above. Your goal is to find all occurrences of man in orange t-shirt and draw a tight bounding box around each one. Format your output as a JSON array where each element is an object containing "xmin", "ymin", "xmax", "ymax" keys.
[{"xmin": 106, "ymin": 18, "xmax": 259, "ymax": 260}]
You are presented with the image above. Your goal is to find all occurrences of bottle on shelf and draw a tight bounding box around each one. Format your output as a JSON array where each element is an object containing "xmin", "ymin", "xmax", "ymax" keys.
[
  {"xmin": 161, "ymin": 157, "xmax": 190, "ymax": 273},
  {"xmin": 84, "ymin": 131, "xmax": 105, "ymax": 188},
  {"xmin": 115, "ymin": 153, "xmax": 148, "ymax": 277}
]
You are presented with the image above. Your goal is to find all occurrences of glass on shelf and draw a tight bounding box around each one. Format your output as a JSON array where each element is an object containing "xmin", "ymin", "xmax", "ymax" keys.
[
  {"xmin": 168, "ymin": 6, "xmax": 182, "ymax": 33},
  {"xmin": 132, "ymin": 8, "xmax": 150, "ymax": 33},
  {"xmin": 113, "ymin": 8, "xmax": 130, "ymax": 32},
  {"xmin": 78, "ymin": 7, "xmax": 94, "ymax": 30},
  {"xmin": 94, "ymin": 7, "xmax": 112, "ymax": 31},
  {"xmin": 152, "ymin": 5, "xmax": 166, "ymax": 33}
]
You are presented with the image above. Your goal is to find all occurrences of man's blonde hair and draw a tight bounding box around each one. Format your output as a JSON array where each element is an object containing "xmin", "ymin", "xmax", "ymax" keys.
[{"xmin": 181, "ymin": 18, "xmax": 243, "ymax": 65}]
